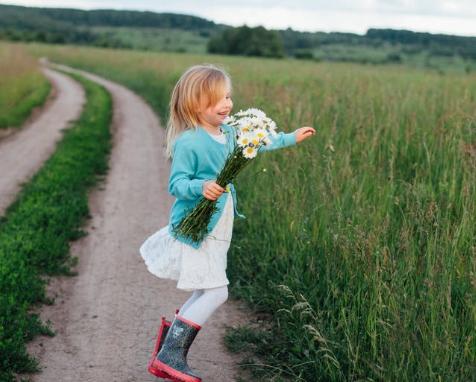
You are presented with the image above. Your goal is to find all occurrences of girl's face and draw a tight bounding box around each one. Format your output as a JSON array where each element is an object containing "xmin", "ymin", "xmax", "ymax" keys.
[{"xmin": 198, "ymin": 82, "xmax": 233, "ymax": 131}]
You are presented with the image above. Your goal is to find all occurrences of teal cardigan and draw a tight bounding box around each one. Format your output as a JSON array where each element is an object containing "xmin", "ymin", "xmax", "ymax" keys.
[{"xmin": 168, "ymin": 124, "xmax": 296, "ymax": 248}]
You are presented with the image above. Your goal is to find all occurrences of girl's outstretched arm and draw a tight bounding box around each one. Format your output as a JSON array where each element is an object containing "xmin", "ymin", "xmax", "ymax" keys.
[{"xmin": 294, "ymin": 127, "xmax": 316, "ymax": 143}]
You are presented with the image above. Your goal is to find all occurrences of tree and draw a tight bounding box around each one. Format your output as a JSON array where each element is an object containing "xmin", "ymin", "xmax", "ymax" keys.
[{"xmin": 208, "ymin": 25, "xmax": 284, "ymax": 58}]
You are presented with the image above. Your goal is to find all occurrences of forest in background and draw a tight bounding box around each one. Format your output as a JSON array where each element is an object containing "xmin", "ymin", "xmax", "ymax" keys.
[{"xmin": 1, "ymin": 3, "xmax": 475, "ymax": 69}]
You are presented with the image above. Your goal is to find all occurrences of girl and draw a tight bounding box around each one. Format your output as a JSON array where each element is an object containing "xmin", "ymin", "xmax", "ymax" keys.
[{"xmin": 140, "ymin": 64, "xmax": 315, "ymax": 382}]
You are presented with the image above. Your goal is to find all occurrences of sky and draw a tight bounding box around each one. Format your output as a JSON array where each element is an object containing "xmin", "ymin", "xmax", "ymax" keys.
[{"xmin": 2, "ymin": 0, "xmax": 476, "ymax": 37}]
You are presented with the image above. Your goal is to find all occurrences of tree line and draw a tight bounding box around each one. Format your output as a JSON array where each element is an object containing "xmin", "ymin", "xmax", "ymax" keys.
[
  {"xmin": 1, "ymin": 3, "xmax": 475, "ymax": 60},
  {"xmin": 0, "ymin": 4, "xmax": 220, "ymax": 48},
  {"xmin": 0, "ymin": 4, "xmax": 218, "ymax": 30},
  {"xmin": 278, "ymin": 28, "xmax": 476, "ymax": 60}
]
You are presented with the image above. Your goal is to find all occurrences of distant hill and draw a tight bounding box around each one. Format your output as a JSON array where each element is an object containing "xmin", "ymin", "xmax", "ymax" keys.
[
  {"xmin": 0, "ymin": 3, "xmax": 222, "ymax": 51},
  {"xmin": 0, "ymin": 4, "xmax": 220, "ymax": 30},
  {"xmin": 1, "ymin": 3, "xmax": 475, "ymax": 68}
]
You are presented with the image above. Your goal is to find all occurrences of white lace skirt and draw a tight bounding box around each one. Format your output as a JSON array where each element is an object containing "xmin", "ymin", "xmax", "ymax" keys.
[{"xmin": 140, "ymin": 196, "xmax": 234, "ymax": 291}]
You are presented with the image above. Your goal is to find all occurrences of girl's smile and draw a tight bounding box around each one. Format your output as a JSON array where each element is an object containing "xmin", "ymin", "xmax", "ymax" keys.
[{"xmin": 198, "ymin": 83, "xmax": 233, "ymax": 134}]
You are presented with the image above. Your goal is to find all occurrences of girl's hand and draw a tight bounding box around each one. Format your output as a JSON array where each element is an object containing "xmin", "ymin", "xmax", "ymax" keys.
[
  {"xmin": 294, "ymin": 127, "xmax": 316, "ymax": 143},
  {"xmin": 202, "ymin": 180, "xmax": 224, "ymax": 201}
]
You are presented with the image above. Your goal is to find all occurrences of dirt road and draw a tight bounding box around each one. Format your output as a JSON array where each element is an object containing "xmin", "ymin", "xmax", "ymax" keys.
[
  {"xmin": 6, "ymin": 64, "xmax": 247, "ymax": 381},
  {"xmin": 0, "ymin": 68, "xmax": 85, "ymax": 213}
]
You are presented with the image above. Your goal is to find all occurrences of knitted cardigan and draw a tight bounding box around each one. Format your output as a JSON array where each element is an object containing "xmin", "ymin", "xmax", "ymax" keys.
[{"xmin": 168, "ymin": 124, "xmax": 296, "ymax": 248}]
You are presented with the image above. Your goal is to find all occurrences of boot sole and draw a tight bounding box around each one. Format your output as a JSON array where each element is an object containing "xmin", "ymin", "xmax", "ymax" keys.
[
  {"xmin": 152, "ymin": 360, "xmax": 201, "ymax": 382},
  {"xmin": 148, "ymin": 363, "xmax": 169, "ymax": 378},
  {"xmin": 148, "ymin": 364, "xmax": 183, "ymax": 381}
]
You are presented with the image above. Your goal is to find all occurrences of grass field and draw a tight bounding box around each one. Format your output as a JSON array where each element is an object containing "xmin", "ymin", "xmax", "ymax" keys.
[
  {"xmin": 309, "ymin": 43, "xmax": 473, "ymax": 73},
  {"xmin": 88, "ymin": 26, "xmax": 209, "ymax": 54},
  {"xmin": 0, "ymin": 43, "xmax": 50, "ymax": 130},
  {"xmin": 11, "ymin": 43, "xmax": 476, "ymax": 381}
]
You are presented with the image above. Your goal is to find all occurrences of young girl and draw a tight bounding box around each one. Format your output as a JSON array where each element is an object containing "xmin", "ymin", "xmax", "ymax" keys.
[{"xmin": 140, "ymin": 64, "xmax": 315, "ymax": 382}]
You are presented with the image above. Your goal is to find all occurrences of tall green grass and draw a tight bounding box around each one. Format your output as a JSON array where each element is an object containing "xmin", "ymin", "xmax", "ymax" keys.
[
  {"xmin": 0, "ymin": 42, "xmax": 50, "ymax": 130},
  {"xmin": 228, "ymin": 65, "xmax": 476, "ymax": 381},
  {"xmin": 24, "ymin": 44, "xmax": 476, "ymax": 381},
  {"xmin": 0, "ymin": 71, "xmax": 112, "ymax": 382}
]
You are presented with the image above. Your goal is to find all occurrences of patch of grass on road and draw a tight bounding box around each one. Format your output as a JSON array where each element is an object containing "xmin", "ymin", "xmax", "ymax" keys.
[{"xmin": 0, "ymin": 72, "xmax": 112, "ymax": 382}]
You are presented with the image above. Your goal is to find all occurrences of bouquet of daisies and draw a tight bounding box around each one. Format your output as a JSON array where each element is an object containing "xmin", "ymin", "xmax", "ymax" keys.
[{"xmin": 173, "ymin": 108, "xmax": 278, "ymax": 244}]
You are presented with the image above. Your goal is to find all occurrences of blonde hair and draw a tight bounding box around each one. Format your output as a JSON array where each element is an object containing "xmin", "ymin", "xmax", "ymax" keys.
[{"xmin": 165, "ymin": 64, "xmax": 232, "ymax": 159}]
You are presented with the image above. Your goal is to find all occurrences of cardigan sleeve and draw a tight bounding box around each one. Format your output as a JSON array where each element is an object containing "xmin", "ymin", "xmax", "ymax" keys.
[
  {"xmin": 168, "ymin": 135, "xmax": 205, "ymax": 200},
  {"xmin": 260, "ymin": 131, "xmax": 296, "ymax": 152}
]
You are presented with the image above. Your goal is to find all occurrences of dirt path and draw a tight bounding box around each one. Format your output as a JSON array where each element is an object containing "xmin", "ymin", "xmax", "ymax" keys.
[
  {"xmin": 20, "ymin": 63, "xmax": 248, "ymax": 382},
  {"xmin": 0, "ymin": 68, "xmax": 85, "ymax": 213}
]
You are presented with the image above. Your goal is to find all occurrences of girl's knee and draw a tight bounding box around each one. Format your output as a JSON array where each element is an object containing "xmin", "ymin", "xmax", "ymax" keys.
[
  {"xmin": 219, "ymin": 286, "xmax": 229, "ymax": 304},
  {"xmin": 208, "ymin": 286, "xmax": 228, "ymax": 305}
]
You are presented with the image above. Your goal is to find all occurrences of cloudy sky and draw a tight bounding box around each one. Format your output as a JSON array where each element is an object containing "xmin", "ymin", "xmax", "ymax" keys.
[{"xmin": 2, "ymin": 0, "xmax": 476, "ymax": 37}]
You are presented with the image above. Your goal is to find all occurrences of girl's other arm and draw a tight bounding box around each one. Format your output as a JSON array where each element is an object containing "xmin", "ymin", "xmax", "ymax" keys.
[{"xmin": 168, "ymin": 140, "xmax": 204, "ymax": 200}]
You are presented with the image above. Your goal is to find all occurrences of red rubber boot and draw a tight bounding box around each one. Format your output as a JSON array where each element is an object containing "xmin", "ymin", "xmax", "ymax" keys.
[
  {"xmin": 152, "ymin": 315, "xmax": 202, "ymax": 382},
  {"xmin": 148, "ymin": 316, "xmax": 172, "ymax": 378}
]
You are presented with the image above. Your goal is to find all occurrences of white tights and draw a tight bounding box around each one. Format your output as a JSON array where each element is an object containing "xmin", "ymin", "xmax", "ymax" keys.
[{"xmin": 179, "ymin": 286, "xmax": 228, "ymax": 326}]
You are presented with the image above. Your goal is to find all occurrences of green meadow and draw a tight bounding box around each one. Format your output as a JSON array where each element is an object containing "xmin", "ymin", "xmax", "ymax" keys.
[
  {"xmin": 2, "ymin": 42, "xmax": 475, "ymax": 381},
  {"xmin": 0, "ymin": 44, "xmax": 50, "ymax": 130},
  {"xmin": 87, "ymin": 26, "xmax": 209, "ymax": 54}
]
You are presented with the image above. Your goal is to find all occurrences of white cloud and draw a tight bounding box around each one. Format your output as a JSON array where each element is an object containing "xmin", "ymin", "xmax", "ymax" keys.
[{"xmin": 199, "ymin": 2, "xmax": 476, "ymax": 36}]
